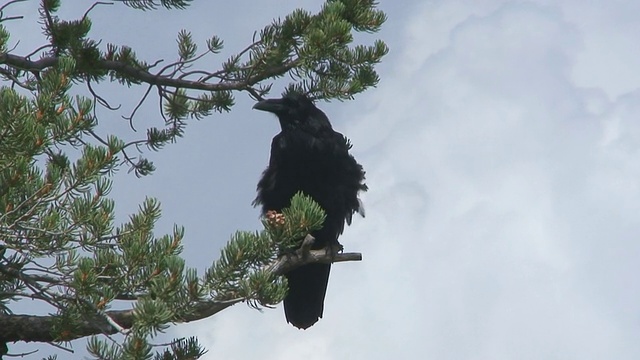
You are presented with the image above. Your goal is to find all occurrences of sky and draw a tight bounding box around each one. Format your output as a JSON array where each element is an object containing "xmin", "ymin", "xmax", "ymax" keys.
[{"xmin": 5, "ymin": 0, "xmax": 640, "ymax": 359}]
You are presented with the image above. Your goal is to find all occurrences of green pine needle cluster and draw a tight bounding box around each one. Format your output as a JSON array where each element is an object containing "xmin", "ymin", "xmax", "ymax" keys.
[{"xmin": 205, "ymin": 192, "xmax": 326, "ymax": 309}]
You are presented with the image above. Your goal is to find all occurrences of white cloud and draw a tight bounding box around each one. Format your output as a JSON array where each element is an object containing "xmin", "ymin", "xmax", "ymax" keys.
[{"xmin": 562, "ymin": 1, "xmax": 640, "ymax": 98}]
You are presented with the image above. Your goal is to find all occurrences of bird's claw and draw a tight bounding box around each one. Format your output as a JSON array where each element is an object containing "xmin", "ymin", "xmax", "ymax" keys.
[{"xmin": 326, "ymin": 243, "xmax": 344, "ymax": 261}]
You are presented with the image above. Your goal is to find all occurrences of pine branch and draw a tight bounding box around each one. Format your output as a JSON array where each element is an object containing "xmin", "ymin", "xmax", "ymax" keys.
[
  {"xmin": 0, "ymin": 243, "xmax": 361, "ymax": 343},
  {"xmin": 0, "ymin": 53, "xmax": 298, "ymax": 93}
]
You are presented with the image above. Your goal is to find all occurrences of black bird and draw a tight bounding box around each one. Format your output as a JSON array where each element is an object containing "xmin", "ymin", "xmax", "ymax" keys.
[{"xmin": 253, "ymin": 93, "xmax": 367, "ymax": 329}]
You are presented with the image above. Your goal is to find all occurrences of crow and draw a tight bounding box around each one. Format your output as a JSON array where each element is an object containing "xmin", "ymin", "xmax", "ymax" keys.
[{"xmin": 253, "ymin": 93, "xmax": 367, "ymax": 329}]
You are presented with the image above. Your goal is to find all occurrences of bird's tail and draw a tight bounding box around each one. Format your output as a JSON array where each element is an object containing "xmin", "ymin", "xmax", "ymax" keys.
[{"xmin": 284, "ymin": 263, "xmax": 331, "ymax": 329}]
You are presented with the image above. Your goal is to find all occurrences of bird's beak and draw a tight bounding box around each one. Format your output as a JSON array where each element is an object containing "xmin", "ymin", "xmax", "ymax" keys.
[{"xmin": 253, "ymin": 99, "xmax": 285, "ymax": 114}]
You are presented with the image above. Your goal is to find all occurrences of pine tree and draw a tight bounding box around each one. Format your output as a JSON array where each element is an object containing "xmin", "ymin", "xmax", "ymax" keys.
[{"xmin": 0, "ymin": 1, "xmax": 387, "ymax": 358}]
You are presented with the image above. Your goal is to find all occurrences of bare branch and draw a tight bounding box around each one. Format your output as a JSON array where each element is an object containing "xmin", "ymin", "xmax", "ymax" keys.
[
  {"xmin": 0, "ymin": 67, "xmax": 35, "ymax": 90},
  {"xmin": 122, "ymin": 84, "xmax": 154, "ymax": 127},
  {"xmin": 0, "ymin": 0, "xmax": 28, "ymax": 14},
  {"xmin": 87, "ymin": 80, "xmax": 121, "ymax": 110},
  {"xmin": 0, "ymin": 15, "xmax": 23, "ymax": 22},
  {"xmin": 82, "ymin": 2, "xmax": 114, "ymax": 22},
  {"xmin": 5, "ymin": 348, "xmax": 39, "ymax": 358}
]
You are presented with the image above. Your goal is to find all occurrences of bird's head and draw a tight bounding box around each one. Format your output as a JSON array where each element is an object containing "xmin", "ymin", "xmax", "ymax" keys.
[{"xmin": 253, "ymin": 93, "xmax": 332, "ymax": 132}]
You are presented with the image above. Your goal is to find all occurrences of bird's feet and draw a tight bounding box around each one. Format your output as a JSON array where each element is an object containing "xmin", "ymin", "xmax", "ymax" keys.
[{"xmin": 326, "ymin": 243, "xmax": 344, "ymax": 262}]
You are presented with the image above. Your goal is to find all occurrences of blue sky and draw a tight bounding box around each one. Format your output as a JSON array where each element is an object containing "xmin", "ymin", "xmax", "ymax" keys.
[{"xmin": 5, "ymin": 0, "xmax": 640, "ymax": 359}]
